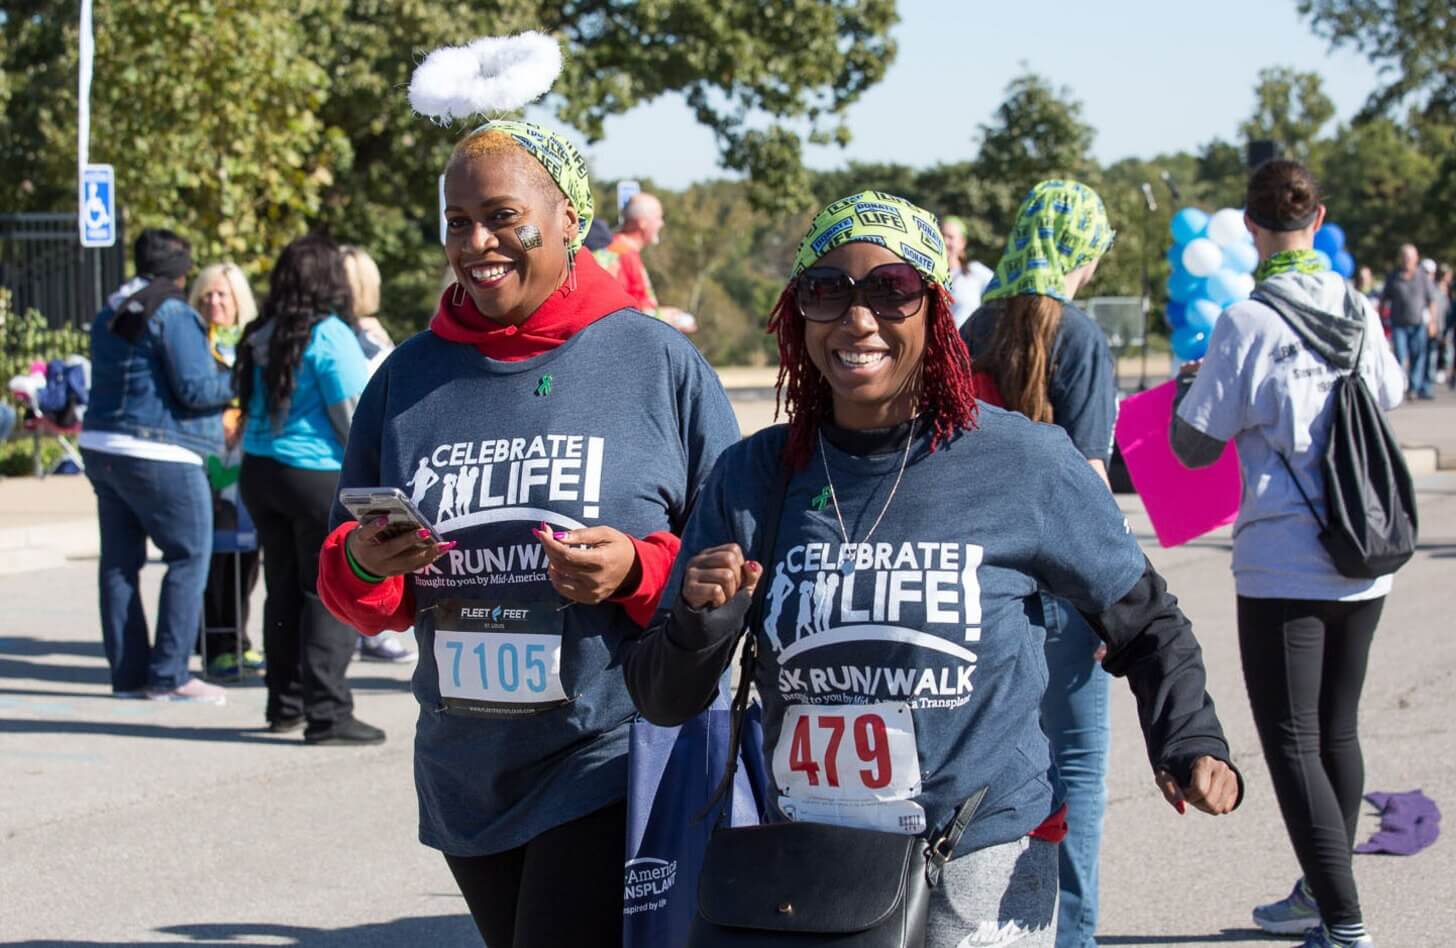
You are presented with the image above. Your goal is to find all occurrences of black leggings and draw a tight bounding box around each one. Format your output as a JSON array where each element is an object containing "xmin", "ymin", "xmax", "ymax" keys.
[
  {"xmin": 1237, "ymin": 595, "xmax": 1382, "ymax": 930},
  {"xmin": 238, "ymin": 454, "xmax": 357, "ymax": 726},
  {"xmin": 445, "ymin": 801, "xmax": 626, "ymax": 948}
]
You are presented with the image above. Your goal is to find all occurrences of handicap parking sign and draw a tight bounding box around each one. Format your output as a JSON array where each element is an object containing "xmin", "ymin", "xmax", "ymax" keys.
[{"xmin": 79, "ymin": 164, "xmax": 116, "ymax": 248}]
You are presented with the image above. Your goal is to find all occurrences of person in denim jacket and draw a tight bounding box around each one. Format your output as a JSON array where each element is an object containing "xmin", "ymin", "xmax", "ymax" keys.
[{"xmin": 79, "ymin": 228, "xmax": 235, "ymax": 703}]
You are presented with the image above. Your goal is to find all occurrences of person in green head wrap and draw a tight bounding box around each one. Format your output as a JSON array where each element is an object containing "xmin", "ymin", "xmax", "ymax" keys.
[
  {"xmin": 960, "ymin": 178, "xmax": 1120, "ymax": 948},
  {"xmin": 625, "ymin": 189, "xmax": 1240, "ymax": 948},
  {"xmin": 319, "ymin": 114, "xmax": 741, "ymax": 947}
]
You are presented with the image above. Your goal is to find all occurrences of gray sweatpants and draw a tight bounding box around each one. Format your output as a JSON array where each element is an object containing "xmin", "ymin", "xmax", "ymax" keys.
[{"xmin": 926, "ymin": 837, "xmax": 1059, "ymax": 947}]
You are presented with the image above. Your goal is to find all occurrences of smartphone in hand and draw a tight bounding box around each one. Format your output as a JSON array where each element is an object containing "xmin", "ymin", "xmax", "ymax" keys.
[{"xmin": 338, "ymin": 487, "xmax": 441, "ymax": 543}]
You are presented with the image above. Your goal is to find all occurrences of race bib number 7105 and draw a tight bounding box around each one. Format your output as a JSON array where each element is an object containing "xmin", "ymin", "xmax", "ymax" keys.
[
  {"xmin": 432, "ymin": 599, "xmax": 569, "ymax": 718},
  {"xmin": 772, "ymin": 703, "xmax": 926, "ymax": 835}
]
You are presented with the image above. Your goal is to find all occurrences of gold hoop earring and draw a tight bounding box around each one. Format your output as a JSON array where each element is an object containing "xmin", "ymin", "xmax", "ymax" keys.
[{"xmin": 450, "ymin": 281, "xmax": 466, "ymax": 307}]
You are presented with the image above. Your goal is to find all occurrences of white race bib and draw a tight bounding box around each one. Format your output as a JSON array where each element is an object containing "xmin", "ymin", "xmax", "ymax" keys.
[
  {"xmin": 772, "ymin": 702, "xmax": 926, "ymax": 835},
  {"xmin": 432, "ymin": 599, "xmax": 569, "ymax": 717}
]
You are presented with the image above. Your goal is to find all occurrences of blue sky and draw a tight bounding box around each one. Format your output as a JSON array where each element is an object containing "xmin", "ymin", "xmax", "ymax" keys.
[{"xmin": 546, "ymin": 0, "xmax": 1383, "ymax": 189}]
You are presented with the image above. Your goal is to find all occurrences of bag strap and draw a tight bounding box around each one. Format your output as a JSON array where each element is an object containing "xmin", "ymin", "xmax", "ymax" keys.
[
  {"xmin": 1274, "ymin": 451, "xmax": 1328, "ymax": 532},
  {"xmin": 701, "ymin": 469, "xmax": 790, "ymax": 823},
  {"xmin": 925, "ymin": 786, "xmax": 988, "ymax": 886}
]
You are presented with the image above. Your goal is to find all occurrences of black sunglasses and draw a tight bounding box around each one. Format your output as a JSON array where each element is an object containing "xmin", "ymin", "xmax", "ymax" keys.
[{"xmin": 794, "ymin": 262, "xmax": 927, "ymax": 323}]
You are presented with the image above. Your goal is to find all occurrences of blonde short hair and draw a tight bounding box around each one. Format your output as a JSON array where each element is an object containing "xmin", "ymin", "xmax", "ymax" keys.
[
  {"xmin": 341, "ymin": 245, "xmax": 381, "ymax": 319},
  {"xmin": 188, "ymin": 262, "xmax": 258, "ymax": 328}
]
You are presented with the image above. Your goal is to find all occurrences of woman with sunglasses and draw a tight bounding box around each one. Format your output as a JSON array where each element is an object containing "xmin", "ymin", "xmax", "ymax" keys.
[
  {"xmin": 317, "ymin": 119, "xmax": 739, "ymax": 946},
  {"xmin": 624, "ymin": 191, "xmax": 1242, "ymax": 946},
  {"xmin": 961, "ymin": 179, "xmax": 1118, "ymax": 948}
]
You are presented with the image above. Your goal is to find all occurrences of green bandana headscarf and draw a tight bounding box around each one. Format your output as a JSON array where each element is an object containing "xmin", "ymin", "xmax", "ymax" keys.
[
  {"xmin": 1254, "ymin": 248, "xmax": 1324, "ymax": 283},
  {"xmin": 469, "ymin": 119, "xmax": 595, "ymax": 253},
  {"xmin": 982, "ymin": 179, "xmax": 1114, "ymax": 303},
  {"xmin": 792, "ymin": 191, "xmax": 952, "ymax": 291}
]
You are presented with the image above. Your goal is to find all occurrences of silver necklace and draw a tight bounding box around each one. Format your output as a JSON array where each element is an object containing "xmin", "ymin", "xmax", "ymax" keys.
[{"xmin": 817, "ymin": 417, "xmax": 916, "ymax": 573}]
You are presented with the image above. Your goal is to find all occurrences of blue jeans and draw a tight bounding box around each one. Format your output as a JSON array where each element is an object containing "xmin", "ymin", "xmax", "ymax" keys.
[
  {"xmin": 1391, "ymin": 324, "xmax": 1430, "ymax": 396},
  {"xmin": 0, "ymin": 402, "xmax": 16, "ymax": 443},
  {"xmin": 82, "ymin": 449, "xmax": 213, "ymax": 692},
  {"xmin": 1040, "ymin": 594, "xmax": 1110, "ymax": 948}
]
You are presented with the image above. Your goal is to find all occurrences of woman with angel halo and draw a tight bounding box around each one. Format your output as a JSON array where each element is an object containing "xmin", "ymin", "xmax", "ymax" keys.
[{"xmin": 315, "ymin": 33, "xmax": 740, "ymax": 946}]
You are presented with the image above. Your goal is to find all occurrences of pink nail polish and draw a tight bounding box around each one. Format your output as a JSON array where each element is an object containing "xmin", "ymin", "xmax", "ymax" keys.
[
  {"xmin": 554, "ymin": 531, "xmax": 568, "ymax": 540},
  {"xmin": 439, "ymin": 541, "xmax": 458, "ymax": 551},
  {"xmin": 373, "ymin": 516, "xmax": 390, "ymax": 527},
  {"xmin": 417, "ymin": 529, "xmax": 431, "ymax": 539}
]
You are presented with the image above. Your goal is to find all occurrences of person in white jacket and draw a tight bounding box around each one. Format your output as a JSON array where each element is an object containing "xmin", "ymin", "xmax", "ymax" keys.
[{"xmin": 1171, "ymin": 159, "xmax": 1403, "ymax": 948}]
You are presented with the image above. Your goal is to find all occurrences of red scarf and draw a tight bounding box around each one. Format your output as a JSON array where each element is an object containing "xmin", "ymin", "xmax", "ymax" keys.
[{"xmin": 429, "ymin": 249, "xmax": 636, "ymax": 360}]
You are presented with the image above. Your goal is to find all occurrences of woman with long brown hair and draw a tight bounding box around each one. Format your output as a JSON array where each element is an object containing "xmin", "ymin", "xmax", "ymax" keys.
[{"xmin": 960, "ymin": 179, "xmax": 1117, "ymax": 948}]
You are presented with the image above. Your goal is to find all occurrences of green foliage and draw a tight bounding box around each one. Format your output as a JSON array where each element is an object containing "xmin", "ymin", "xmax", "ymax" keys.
[
  {"xmin": 1298, "ymin": 0, "xmax": 1456, "ymax": 117},
  {"xmin": 1240, "ymin": 67, "xmax": 1335, "ymax": 160},
  {"xmin": 1, "ymin": 0, "xmax": 897, "ymax": 329},
  {"xmin": 0, "ymin": 436, "xmax": 66, "ymax": 478}
]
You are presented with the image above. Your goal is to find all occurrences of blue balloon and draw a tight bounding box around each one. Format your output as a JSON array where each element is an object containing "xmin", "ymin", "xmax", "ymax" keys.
[
  {"xmin": 1172, "ymin": 326, "xmax": 1209, "ymax": 361},
  {"xmin": 1223, "ymin": 241, "xmax": 1259, "ymax": 274},
  {"xmin": 1333, "ymin": 249, "xmax": 1355, "ymax": 278},
  {"xmin": 1166, "ymin": 243, "xmax": 1185, "ymax": 266},
  {"xmin": 1205, "ymin": 269, "xmax": 1245, "ymax": 305},
  {"xmin": 1313, "ymin": 250, "xmax": 1333, "ymax": 271},
  {"xmin": 1164, "ymin": 300, "xmax": 1189, "ymax": 330},
  {"xmin": 1167, "ymin": 269, "xmax": 1205, "ymax": 303},
  {"xmin": 1186, "ymin": 298, "xmax": 1222, "ymax": 332},
  {"xmin": 1314, "ymin": 223, "xmax": 1346, "ymax": 255},
  {"xmin": 1171, "ymin": 208, "xmax": 1209, "ymax": 244}
]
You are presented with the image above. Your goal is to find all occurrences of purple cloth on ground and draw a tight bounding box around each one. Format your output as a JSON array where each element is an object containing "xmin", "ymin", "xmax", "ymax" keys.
[{"xmin": 1355, "ymin": 789, "xmax": 1441, "ymax": 855}]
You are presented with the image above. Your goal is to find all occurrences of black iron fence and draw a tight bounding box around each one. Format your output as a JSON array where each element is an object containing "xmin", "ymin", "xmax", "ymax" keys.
[{"xmin": 0, "ymin": 212, "xmax": 128, "ymax": 329}]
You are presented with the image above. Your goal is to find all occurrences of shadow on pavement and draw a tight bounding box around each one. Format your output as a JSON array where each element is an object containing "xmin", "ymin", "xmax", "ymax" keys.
[
  {"xmin": 0, "ymin": 718, "xmax": 286, "ymax": 745},
  {"xmin": 4, "ymin": 912, "xmax": 479, "ymax": 946},
  {"xmin": 0, "ymin": 637, "xmax": 107, "ymax": 659},
  {"xmin": 0, "ymin": 654, "xmax": 112, "ymax": 686},
  {"xmin": 1099, "ymin": 931, "xmax": 1266, "ymax": 945}
]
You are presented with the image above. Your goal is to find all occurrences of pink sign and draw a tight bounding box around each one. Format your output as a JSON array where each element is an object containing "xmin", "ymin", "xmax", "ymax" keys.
[{"xmin": 1115, "ymin": 380, "xmax": 1242, "ymax": 548}]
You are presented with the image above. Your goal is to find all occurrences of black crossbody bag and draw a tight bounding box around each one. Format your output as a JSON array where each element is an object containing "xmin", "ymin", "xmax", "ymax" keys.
[{"xmin": 687, "ymin": 475, "xmax": 986, "ymax": 948}]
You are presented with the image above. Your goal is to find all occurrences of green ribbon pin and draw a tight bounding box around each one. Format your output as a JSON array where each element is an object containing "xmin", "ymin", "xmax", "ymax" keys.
[
  {"xmin": 810, "ymin": 486, "xmax": 832, "ymax": 511},
  {"xmin": 535, "ymin": 374, "xmax": 553, "ymax": 397}
]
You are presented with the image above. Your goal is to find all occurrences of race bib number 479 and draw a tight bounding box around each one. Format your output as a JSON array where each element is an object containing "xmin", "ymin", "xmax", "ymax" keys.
[
  {"xmin": 772, "ymin": 703, "xmax": 926, "ymax": 835},
  {"xmin": 432, "ymin": 599, "xmax": 569, "ymax": 718}
]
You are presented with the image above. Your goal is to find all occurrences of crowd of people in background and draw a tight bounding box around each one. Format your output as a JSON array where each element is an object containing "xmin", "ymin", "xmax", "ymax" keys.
[{"xmin": 14, "ymin": 128, "xmax": 1442, "ymax": 947}]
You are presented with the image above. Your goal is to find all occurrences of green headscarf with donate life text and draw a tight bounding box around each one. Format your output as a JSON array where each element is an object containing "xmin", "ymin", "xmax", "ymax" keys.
[
  {"xmin": 469, "ymin": 119, "xmax": 595, "ymax": 253},
  {"xmin": 982, "ymin": 179, "xmax": 1114, "ymax": 303},
  {"xmin": 792, "ymin": 191, "xmax": 952, "ymax": 291}
]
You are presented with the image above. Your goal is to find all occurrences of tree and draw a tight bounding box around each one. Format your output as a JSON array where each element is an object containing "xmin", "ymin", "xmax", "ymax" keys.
[
  {"xmin": 973, "ymin": 72, "xmax": 1095, "ymax": 186},
  {"xmin": 1240, "ymin": 66, "xmax": 1335, "ymax": 160},
  {"xmin": 1298, "ymin": 0, "xmax": 1456, "ymax": 118},
  {"xmin": 1316, "ymin": 116, "xmax": 1441, "ymax": 269},
  {"xmin": 1, "ymin": 0, "xmax": 898, "ymax": 327}
]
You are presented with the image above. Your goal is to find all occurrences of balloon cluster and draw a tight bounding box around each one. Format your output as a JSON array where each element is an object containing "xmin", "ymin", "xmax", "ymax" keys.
[
  {"xmin": 1164, "ymin": 208, "xmax": 1356, "ymax": 360},
  {"xmin": 1165, "ymin": 208, "xmax": 1257, "ymax": 361}
]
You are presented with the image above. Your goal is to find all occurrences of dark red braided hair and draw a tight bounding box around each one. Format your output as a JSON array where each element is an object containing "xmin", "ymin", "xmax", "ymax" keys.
[{"xmin": 765, "ymin": 279, "xmax": 978, "ymax": 470}]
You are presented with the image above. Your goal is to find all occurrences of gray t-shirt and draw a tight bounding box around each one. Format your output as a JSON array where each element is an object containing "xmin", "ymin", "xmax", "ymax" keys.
[
  {"xmin": 1381, "ymin": 269, "xmax": 1436, "ymax": 327},
  {"xmin": 1177, "ymin": 271, "xmax": 1406, "ymax": 600}
]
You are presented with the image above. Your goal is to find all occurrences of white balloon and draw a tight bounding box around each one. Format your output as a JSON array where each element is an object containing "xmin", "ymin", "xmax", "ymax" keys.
[
  {"xmin": 1207, "ymin": 208, "xmax": 1247, "ymax": 247},
  {"xmin": 1231, "ymin": 272, "xmax": 1255, "ymax": 300},
  {"xmin": 1181, "ymin": 237, "xmax": 1223, "ymax": 277}
]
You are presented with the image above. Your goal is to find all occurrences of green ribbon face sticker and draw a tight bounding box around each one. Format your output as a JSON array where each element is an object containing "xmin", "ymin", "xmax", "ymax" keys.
[
  {"xmin": 470, "ymin": 119, "xmax": 595, "ymax": 253},
  {"xmin": 983, "ymin": 179, "xmax": 1114, "ymax": 303},
  {"xmin": 792, "ymin": 191, "xmax": 952, "ymax": 291}
]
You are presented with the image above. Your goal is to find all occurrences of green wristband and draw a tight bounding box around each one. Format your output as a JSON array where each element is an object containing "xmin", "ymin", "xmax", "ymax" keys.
[{"xmin": 345, "ymin": 533, "xmax": 386, "ymax": 584}]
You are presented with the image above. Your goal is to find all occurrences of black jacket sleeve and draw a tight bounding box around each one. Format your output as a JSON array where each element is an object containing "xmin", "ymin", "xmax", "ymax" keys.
[
  {"xmin": 1168, "ymin": 372, "xmax": 1227, "ymax": 469},
  {"xmin": 1082, "ymin": 555, "xmax": 1244, "ymax": 806},
  {"xmin": 621, "ymin": 591, "xmax": 752, "ymax": 726}
]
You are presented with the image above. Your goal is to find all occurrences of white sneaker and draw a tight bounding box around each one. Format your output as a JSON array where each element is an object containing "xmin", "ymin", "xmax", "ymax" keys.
[
  {"xmin": 146, "ymin": 677, "xmax": 227, "ymax": 705},
  {"xmin": 358, "ymin": 634, "xmax": 417, "ymax": 663}
]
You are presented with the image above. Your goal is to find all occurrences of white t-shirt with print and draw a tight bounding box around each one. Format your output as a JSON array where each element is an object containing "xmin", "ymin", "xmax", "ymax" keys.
[{"xmin": 1177, "ymin": 271, "xmax": 1405, "ymax": 601}]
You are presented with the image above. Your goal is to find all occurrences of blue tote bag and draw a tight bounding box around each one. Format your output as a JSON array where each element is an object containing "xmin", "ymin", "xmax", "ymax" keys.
[{"xmin": 623, "ymin": 695, "xmax": 766, "ymax": 948}]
